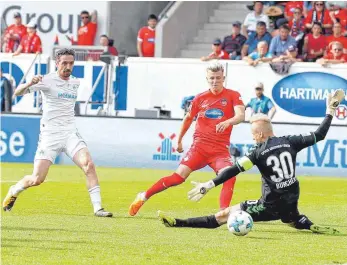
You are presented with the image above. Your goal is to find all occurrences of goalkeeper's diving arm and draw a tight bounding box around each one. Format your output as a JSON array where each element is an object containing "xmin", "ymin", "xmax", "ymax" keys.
[
  {"xmin": 211, "ymin": 111, "xmax": 336, "ymax": 188},
  {"xmin": 212, "ymin": 112, "xmax": 334, "ymax": 188}
]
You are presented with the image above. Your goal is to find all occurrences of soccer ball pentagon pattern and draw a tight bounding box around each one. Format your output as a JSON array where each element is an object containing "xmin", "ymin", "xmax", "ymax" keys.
[{"xmin": 227, "ymin": 210, "xmax": 254, "ymax": 236}]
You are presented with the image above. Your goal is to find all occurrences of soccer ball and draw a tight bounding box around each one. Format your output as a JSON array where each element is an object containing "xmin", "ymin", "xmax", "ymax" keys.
[{"xmin": 227, "ymin": 210, "xmax": 253, "ymax": 236}]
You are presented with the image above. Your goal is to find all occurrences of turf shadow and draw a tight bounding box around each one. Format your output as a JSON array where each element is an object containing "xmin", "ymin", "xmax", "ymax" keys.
[
  {"xmin": 3, "ymin": 237, "xmax": 90, "ymax": 245},
  {"xmin": 1, "ymin": 243, "xmax": 72, "ymax": 251},
  {"xmin": 1, "ymin": 226, "xmax": 109, "ymax": 234},
  {"xmin": 117, "ymin": 216, "xmax": 158, "ymax": 220},
  {"xmin": 246, "ymin": 236, "xmax": 281, "ymax": 240}
]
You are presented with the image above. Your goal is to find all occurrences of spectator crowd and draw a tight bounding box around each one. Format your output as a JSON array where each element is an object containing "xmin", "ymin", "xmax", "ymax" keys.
[
  {"xmin": 1, "ymin": 2, "xmax": 347, "ymax": 65},
  {"xmin": 1, "ymin": 10, "xmax": 118, "ymax": 59},
  {"xmin": 202, "ymin": 1, "xmax": 347, "ymax": 66}
]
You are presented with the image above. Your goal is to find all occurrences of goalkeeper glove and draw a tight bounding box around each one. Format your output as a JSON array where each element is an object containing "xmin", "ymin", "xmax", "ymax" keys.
[
  {"xmin": 326, "ymin": 89, "xmax": 345, "ymax": 116},
  {"xmin": 188, "ymin": 180, "xmax": 215, "ymax": 202}
]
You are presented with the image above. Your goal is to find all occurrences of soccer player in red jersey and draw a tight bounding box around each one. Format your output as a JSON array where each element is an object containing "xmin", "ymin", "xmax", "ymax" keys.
[
  {"xmin": 137, "ymin": 14, "xmax": 157, "ymax": 57},
  {"xmin": 129, "ymin": 62, "xmax": 245, "ymax": 216}
]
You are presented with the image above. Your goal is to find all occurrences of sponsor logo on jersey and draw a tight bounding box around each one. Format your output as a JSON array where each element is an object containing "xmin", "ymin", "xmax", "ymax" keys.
[
  {"xmin": 153, "ymin": 133, "xmax": 181, "ymax": 161},
  {"xmin": 58, "ymin": 92, "xmax": 77, "ymax": 99},
  {"xmin": 335, "ymin": 104, "xmax": 347, "ymax": 120},
  {"xmin": 272, "ymin": 72, "xmax": 347, "ymax": 117},
  {"xmin": 205, "ymin": 108, "xmax": 224, "ymax": 119}
]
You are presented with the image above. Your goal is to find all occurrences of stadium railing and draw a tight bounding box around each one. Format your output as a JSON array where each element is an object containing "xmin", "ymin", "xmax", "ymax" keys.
[{"xmin": 52, "ymin": 45, "xmax": 108, "ymax": 61}]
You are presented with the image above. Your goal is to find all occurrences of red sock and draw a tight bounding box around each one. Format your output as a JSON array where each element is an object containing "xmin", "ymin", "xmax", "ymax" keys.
[
  {"xmin": 145, "ymin": 173, "xmax": 185, "ymax": 199},
  {"xmin": 219, "ymin": 177, "xmax": 236, "ymax": 209}
]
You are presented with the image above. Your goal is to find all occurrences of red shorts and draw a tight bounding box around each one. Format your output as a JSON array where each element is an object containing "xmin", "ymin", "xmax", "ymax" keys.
[{"xmin": 180, "ymin": 144, "xmax": 232, "ymax": 173}]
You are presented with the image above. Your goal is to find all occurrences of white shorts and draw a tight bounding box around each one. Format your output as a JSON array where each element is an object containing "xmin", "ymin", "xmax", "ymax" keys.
[{"xmin": 35, "ymin": 130, "xmax": 87, "ymax": 163}]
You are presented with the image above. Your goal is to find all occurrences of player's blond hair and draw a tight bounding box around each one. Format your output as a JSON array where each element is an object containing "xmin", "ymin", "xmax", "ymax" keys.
[
  {"xmin": 206, "ymin": 62, "xmax": 224, "ymax": 73},
  {"xmin": 250, "ymin": 113, "xmax": 273, "ymax": 133}
]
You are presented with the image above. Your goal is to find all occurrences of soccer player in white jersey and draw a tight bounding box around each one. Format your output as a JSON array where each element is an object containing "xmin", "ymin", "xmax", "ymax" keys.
[{"xmin": 2, "ymin": 48, "xmax": 112, "ymax": 217}]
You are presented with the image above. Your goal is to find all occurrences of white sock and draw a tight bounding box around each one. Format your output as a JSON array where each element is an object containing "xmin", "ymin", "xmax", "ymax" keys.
[
  {"xmin": 140, "ymin": 192, "xmax": 147, "ymax": 201},
  {"xmin": 11, "ymin": 182, "xmax": 26, "ymax": 196},
  {"xmin": 88, "ymin": 185, "xmax": 102, "ymax": 213}
]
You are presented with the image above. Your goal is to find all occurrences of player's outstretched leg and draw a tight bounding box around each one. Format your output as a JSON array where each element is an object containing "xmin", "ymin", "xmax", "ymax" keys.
[
  {"xmin": 210, "ymin": 160, "xmax": 237, "ymax": 209},
  {"xmin": 128, "ymin": 165, "xmax": 190, "ymax": 216},
  {"xmin": 157, "ymin": 210, "xmax": 221, "ymax": 228},
  {"xmin": 73, "ymin": 148, "xmax": 112, "ymax": 217},
  {"xmin": 288, "ymin": 214, "xmax": 340, "ymax": 235},
  {"xmin": 3, "ymin": 160, "xmax": 51, "ymax": 211},
  {"xmin": 157, "ymin": 205, "xmax": 239, "ymax": 229}
]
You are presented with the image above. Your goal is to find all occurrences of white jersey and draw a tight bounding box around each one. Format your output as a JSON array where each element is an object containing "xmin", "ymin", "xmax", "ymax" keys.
[{"xmin": 29, "ymin": 72, "xmax": 80, "ymax": 131}]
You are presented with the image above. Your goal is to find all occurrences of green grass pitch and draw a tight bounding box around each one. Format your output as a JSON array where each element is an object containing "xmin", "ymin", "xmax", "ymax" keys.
[{"xmin": 1, "ymin": 163, "xmax": 347, "ymax": 265}]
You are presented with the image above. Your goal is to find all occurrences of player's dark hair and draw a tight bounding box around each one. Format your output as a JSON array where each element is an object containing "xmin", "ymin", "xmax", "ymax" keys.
[
  {"xmin": 100, "ymin": 34, "xmax": 109, "ymax": 39},
  {"xmin": 80, "ymin": 10, "xmax": 89, "ymax": 16},
  {"xmin": 55, "ymin": 48, "xmax": 75, "ymax": 60},
  {"xmin": 148, "ymin": 14, "xmax": 158, "ymax": 21}
]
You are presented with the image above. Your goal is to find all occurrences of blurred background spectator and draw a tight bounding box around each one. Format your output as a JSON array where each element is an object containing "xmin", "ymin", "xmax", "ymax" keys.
[
  {"xmin": 100, "ymin": 34, "xmax": 118, "ymax": 56},
  {"xmin": 303, "ymin": 1, "xmax": 314, "ymax": 17},
  {"xmin": 13, "ymin": 22, "xmax": 42, "ymax": 56},
  {"xmin": 222, "ymin": 21, "xmax": 247, "ymax": 60},
  {"xmin": 284, "ymin": 1, "xmax": 304, "ymax": 20},
  {"xmin": 0, "ymin": 67, "xmax": 12, "ymax": 112},
  {"xmin": 272, "ymin": 18, "xmax": 289, "ymax": 37},
  {"xmin": 1, "ymin": 12, "xmax": 27, "ymax": 53},
  {"xmin": 272, "ymin": 45, "xmax": 303, "ymax": 62},
  {"xmin": 269, "ymin": 24, "xmax": 297, "ymax": 57},
  {"xmin": 303, "ymin": 22, "xmax": 326, "ymax": 62},
  {"xmin": 243, "ymin": 1, "xmax": 270, "ymax": 38},
  {"xmin": 137, "ymin": 14, "xmax": 157, "ymax": 57},
  {"xmin": 201, "ymin": 38, "xmax": 229, "ymax": 61},
  {"xmin": 66, "ymin": 10, "xmax": 98, "ymax": 46},
  {"xmin": 305, "ymin": 1, "xmax": 333, "ymax": 34},
  {"xmin": 245, "ymin": 82, "xmax": 276, "ymax": 119},
  {"xmin": 241, "ymin": 21, "xmax": 272, "ymax": 58},
  {"xmin": 244, "ymin": 41, "xmax": 273, "ymax": 66},
  {"xmin": 317, "ymin": 41, "xmax": 347, "ymax": 65},
  {"xmin": 328, "ymin": 1, "xmax": 347, "ymax": 33},
  {"xmin": 289, "ymin": 7, "xmax": 306, "ymax": 40},
  {"xmin": 326, "ymin": 22, "xmax": 347, "ymax": 54}
]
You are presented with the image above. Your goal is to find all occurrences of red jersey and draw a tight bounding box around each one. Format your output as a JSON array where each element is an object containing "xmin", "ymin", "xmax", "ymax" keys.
[
  {"xmin": 137, "ymin": 26, "xmax": 155, "ymax": 57},
  {"xmin": 324, "ymin": 53, "xmax": 347, "ymax": 61},
  {"xmin": 189, "ymin": 88, "xmax": 244, "ymax": 148},
  {"xmin": 326, "ymin": 35, "xmax": 347, "ymax": 53},
  {"xmin": 20, "ymin": 33, "xmax": 42, "ymax": 53},
  {"xmin": 208, "ymin": 50, "xmax": 230, "ymax": 60},
  {"xmin": 285, "ymin": 1, "xmax": 304, "ymax": 19},
  {"xmin": 331, "ymin": 9, "xmax": 347, "ymax": 30},
  {"xmin": 108, "ymin": 46, "xmax": 118, "ymax": 56},
  {"xmin": 305, "ymin": 10, "xmax": 332, "ymax": 26},
  {"xmin": 78, "ymin": 22, "xmax": 97, "ymax": 45},
  {"xmin": 4, "ymin": 24, "xmax": 27, "ymax": 52},
  {"xmin": 306, "ymin": 34, "xmax": 326, "ymax": 59}
]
